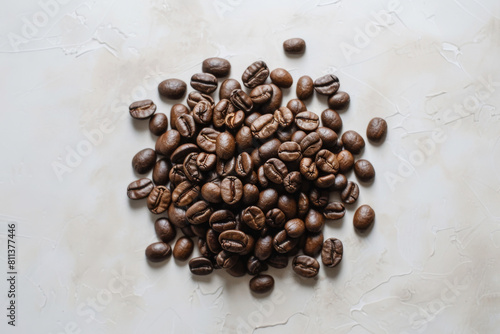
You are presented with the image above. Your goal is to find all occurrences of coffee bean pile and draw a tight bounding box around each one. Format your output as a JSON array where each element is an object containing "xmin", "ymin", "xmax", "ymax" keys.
[{"xmin": 127, "ymin": 40, "xmax": 387, "ymax": 294}]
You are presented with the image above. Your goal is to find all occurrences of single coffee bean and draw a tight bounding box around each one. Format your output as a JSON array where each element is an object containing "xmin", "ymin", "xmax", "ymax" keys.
[
  {"xmin": 168, "ymin": 204, "xmax": 189, "ymax": 228},
  {"xmin": 273, "ymin": 230, "xmax": 298, "ymax": 254},
  {"xmin": 316, "ymin": 127, "xmax": 338, "ymax": 149},
  {"xmin": 201, "ymin": 182, "xmax": 222, "ymax": 203},
  {"xmin": 366, "ymin": 117, "xmax": 387, "ymax": 142},
  {"xmin": 173, "ymin": 237, "xmax": 194, "ymax": 261},
  {"xmin": 191, "ymin": 224, "xmax": 208, "ymax": 238},
  {"xmin": 245, "ymin": 112, "xmax": 261, "ymax": 128},
  {"xmin": 299, "ymin": 157, "xmax": 319, "ymax": 180},
  {"xmin": 170, "ymin": 143, "xmax": 200, "ymax": 164},
  {"xmin": 132, "ymin": 148, "xmax": 156, "ymax": 174},
  {"xmin": 149, "ymin": 113, "xmax": 168, "ymax": 136},
  {"xmin": 244, "ymin": 171, "xmax": 258, "ymax": 186},
  {"xmin": 314, "ymin": 174, "xmax": 336, "ymax": 188},
  {"xmin": 240, "ymin": 234, "xmax": 256, "ymax": 256},
  {"xmin": 235, "ymin": 126, "xmax": 253, "ymax": 151},
  {"xmin": 216, "ymin": 250, "xmax": 239, "ymax": 269},
  {"xmin": 251, "ymin": 114, "xmax": 278, "ymax": 139},
  {"xmin": 197, "ymin": 128, "xmax": 220, "ymax": 153},
  {"xmin": 264, "ymin": 158, "xmax": 288, "ymax": 184},
  {"xmin": 292, "ymin": 255, "xmax": 319, "ymax": 278},
  {"xmin": 283, "ymin": 171, "xmax": 302, "ymax": 193},
  {"xmin": 241, "ymin": 206, "xmax": 265, "ymax": 230},
  {"xmin": 219, "ymin": 78, "xmax": 241, "ymax": 100},
  {"xmin": 196, "ymin": 152, "xmax": 217, "ymax": 171},
  {"xmin": 153, "ymin": 159, "xmax": 170, "ymax": 185},
  {"xmin": 226, "ymin": 258, "xmax": 247, "ymax": 277},
  {"xmin": 332, "ymin": 173, "xmax": 347, "ymax": 191},
  {"xmin": 291, "ymin": 130, "xmax": 307, "ymax": 143},
  {"xmin": 341, "ymin": 130, "xmax": 365, "ymax": 154},
  {"xmin": 189, "ymin": 257, "xmax": 214, "ymax": 275},
  {"xmin": 209, "ymin": 210, "xmax": 237, "ymax": 232},
  {"xmin": 261, "ymin": 83, "xmax": 282, "ymax": 114},
  {"xmin": 170, "ymin": 103, "xmax": 189, "ymax": 130},
  {"xmin": 127, "ymin": 178, "xmax": 154, "ymax": 199},
  {"xmin": 216, "ymin": 132, "xmax": 236, "ymax": 160},
  {"xmin": 332, "ymin": 136, "xmax": 343, "ymax": 154},
  {"xmin": 270, "ymin": 68, "xmax": 293, "ymax": 88},
  {"xmin": 298, "ymin": 192, "xmax": 310, "ymax": 218},
  {"xmin": 213, "ymin": 99, "xmax": 236, "ymax": 128},
  {"xmin": 145, "ymin": 242, "xmax": 171, "ymax": 262},
  {"xmin": 321, "ymin": 109, "xmax": 342, "ymax": 134},
  {"xmin": 202, "ymin": 57, "xmax": 231, "ymax": 77},
  {"xmin": 171, "ymin": 181, "xmax": 200, "ymax": 207},
  {"xmin": 155, "ymin": 129, "xmax": 181, "ymax": 156},
  {"xmin": 219, "ymin": 230, "xmax": 249, "ymax": 253},
  {"xmin": 147, "ymin": 186, "xmax": 172, "ymax": 214},
  {"xmin": 287, "ymin": 98, "xmax": 307, "ymax": 115},
  {"xmin": 285, "ymin": 219, "xmax": 306, "ymax": 238},
  {"xmin": 230, "ymin": 89, "xmax": 253, "ymax": 113},
  {"xmin": 154, "ymin": 217, "xmax": 176, "ymax": 243},
  {"xmin": 265, "ymin": 208, "xmax": 286, "ymax": 228},
  {"xmin": 296, "ymin": 75, "xmax": 314, "ymax": 100},
  {"xmin": 305, "ymin": 208, "xmax": 324, "ymax": 233},
  {"xmin": 314, "ymin": 74, "xmax": 340, "ymax": 95},
  {"xmin": 206, "ymin": 228, "xmax": 222, "ymax": 254},
  {"xmin": 247, "ymin": 256, "xmax": 268, "ymax": 275},
  {"xmin": 249, "ymin": 274, "xmax": 274, "ymax": 293},
  {"xmin": 353, "ymin": 205, "xmax": 375, "ymax": 230},
  {"xmin": 278, "ymin": 141, "xmax": 302, "ymax": 162},
  {"xmin": 267, "ymin": 253, "xmax": 289, "ymax": 269},
  {"xmin": 129, "ymin": 99, "xmax": 156, "ymax": 119},
  {"xmin": 187, "ymin": 91, "xmax": 214, "ymax": 110},
  {"xmin": 274, "ymin": 106, "xmax": 294, "ymax": 128},
  {"xmin": 197, "ymin": 238, "xmax": 212, "ymax": 258},
  {"xmin": 190, "ymin": 72, "xmax": 218, "ymax": 94},
  {"xmin": 186, "ymin": 200, "xmax": 213, "ymax": 225},
  {"xmin": 354, "ymin": 159, "xmax": 375, "ymax": 182},
  {"xmin": 303, "ymin": 232, "xmax": 324, "ymax": 257},
  {"xmin": 252, "ymin": 149, "xmax": 263, "ymax": 169},
  {"xmin": 340, "ymin": 181, "xmax": 359, "ymax": 204},
  {"xmin": 328, "ymin": 91, "xmax": 350, "ymax": 110},
  {"xmin": 183, "ymin": 152, "xmax": 202, "ymax": 183},
  {"xmin": 175, "ymin": 114, "xmax": 196, "ymax": 138},
  {"xmin": 295, "ymin": 111, "xmax": 320, "ymax": 132},
  {"xmin": 300, "ymin": 132, "xmax": 322, "ymax": 157},
  {"xmin": 225, "ymin": 110, "xmax": 245, "ymax": 130},
  {"xmin": 235, "ymin": 152, "xmax": 253, "ymax": 177},
  {"xmin": 181, "ymin": 225, "xmax": 196, "ymax": 238},
  {"xmin": 242, "ymin": 184, "xmax": 260, "ymax": 205},
  {"xmin": 242, "ymin": 60, "xmax": 269, "ymax": 88},
  {"xmin": 257, "ymin": 188, "xmax": 279, "ymax": 212},
  {"xmin": 250, "ymin": 84, "xmax": 273, "ymax": 105},
  {"xmin": 216, "ymin": 156, "xmax": 236, "ymax": 177},
  {"xmin": 158, "ymin": 78, "xmax": 186, "ymax": 99},
  {"xmin": 337, "ymin": 150, "xmax": 354, "ymax": 173},
  {"xmin": 169, "ymin": 164, "xmax": 188, "ymax": 186},
  {"xmin": 192, "ymin": 100, "xmax": 213, "ymax": 125},
  {"xmin": 278, "ymin": 194, "xmax": 297, "ymax": 220},
  {"xmin": 321, "ymin": 238, "xmax": 343, "ymax": 267},
  {"xmin": 283, "ymin": 38, "xmax": 306, "ymax": 54},
  {"xmin": 323, "ymin": 201, "xmax": 345, "ymax": 220},
  {"xmin": 221, "ymin": 176, "xmax": 243, "ymax": 205},
  {"xmin": 258, "ymin": 138, "xmax": 281, "ymax": 161},
  {"xmin": 254, "ymin": 235, "xmax": 274, "ymax": 261},
  {"xmin": 315, "ymin": 149, "xmax": 339, "ymax": 174}
]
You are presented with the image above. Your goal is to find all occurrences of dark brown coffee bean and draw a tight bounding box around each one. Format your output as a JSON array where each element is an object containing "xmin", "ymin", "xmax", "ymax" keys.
[
  {"xmin": 190, "ymin": 73, "xmax": 218, "ymax": 94},
  {"xmin": 299, "ymin": 157, "xmax": 318, "ymax": 181},
  {"xmin": 216, "ymin": 157, "xmax": 236, "ymax": 177},
  {"xmin": 132, "ymin": 148, "xmax": 156, "ymax": 174},
  {"xmin": 147, "ymin": 186, "xmax": 171, "ymax": 214},
  {"xmin": 196, "ymin": 152, "xmax": 217, "ymax": 172},
  {"xmin": 321, "ymin": 109, "xmax": 343, "ymax": 133},
  {"xmin": 332, "ymin": 173, "xmax": 347, "ymax": 191},
  {"xmin": 242, "ymin": 60, "xmax": 269, "ymax": 88},
  {"xmin": 235, "ymin": 126, "xmax": 253, "ymax": 151},
  {"xmin": 291, "ymin": 130, "xmax": 307, "ymax": 143},
  {"xmin": 305, "ymin": 208, "xmax": 324, "ymax": 232},
  {"xmin": 216, "ymin": 132, "xmax": 236, "ymax": 160},
  {"xmin": 181, "ymin": 225, "xmax": 196, "ymax": 238},
  {"xmin": 170, "ymin": 104, "xmax": 189, "ymax": 130},
  {"xmin": 322, "ymin": 238, "xmax": 343, "ymax": 267},
  {"xmin": 323, "ymin": 201, "xmax": 345, "ymax": 220},
  {"xmin": 247, "ymin": 256, "xmax": 268, "ymax": 276},
  {"xmin": 175, "ymin": 114, "xmax": 196, "ymax": 138},
  {"xmin": 264, "ymin": 158, "xmax": 288, "ymax": 184},
  {"xmin": 173, "ymin": 237, "xmax": 194, "ymax": 261},
  {"xmin": 283, "ymin": 171, "xmax": 302, "ymax": 193},
  {"xmin": 251, "ymin": 114, "xmax": 278, "ymax": 139},
  {"xmin": 186, "ymin": 200, "xmax": 213, "ymax": 225},
  {"xmin": 154, "ymin": 217, "xmax": 176, "ymax": 243},
  {"xmin": 201, "ymin": 182, "xmax": 222, "ymax": 204},
  {"xmin": 213, "ymin": 99, "xmax": 235, "ymax": 128},
  {"xmin": 216, "ymin": 250, "xmax": 239, "ymax": 269},
  {"xmin": 219, "ymin": 78, "xmax": 241, "ymax": 100},
  {"xmin": 226, "ymin": 258, "xmax": 247, "ymax": 277},
  {"xmin": 354, "ymin": 159, "xmax": 375, "ymax": 182},
  {"xmin": 230, "ymin": 89, "xmax": 253, "ymax": 113},
  {"xmin": 366, "ymin": 117, "xmax": 387, "ymax": 142},
  {"xmin": 145, "ymin": 242, "xmax": 171, "ymax": 262},
  {"xmin": 240, "ymin": 234, "xmax": 255, "ymax": 256},
  {"xmin": 183, "ymin": 152, "xmax": 202, "ymax": 183},
  {"xmin": 225, "ymin": 110, "xmax": 245, "ymax": 130},
  {"xmin": 278, "ymin": 141, "xmax": 302, "ymax": 162},
  {"xmin": 129, "ymin": 99, "xmax": 156, "ymax": 119},
  {"xmin": 264, "ymin": 208, "xmax": 285, "ymax": 228},
  {"xmin": 196, "ymin": 128, "xmax": 220, "ymax": 153},
  {"xmin": 315, "ymin": 149, "xmax": 339, "ymax": 174},
  {"xmin": 300, "ymin": 132, "xmax": 322, "ymax": 157},
  {"xmin": 273, "ymin": 230, "xmax": 298, "ymax": 254},
  {"xmin": 252, "ymin": 149, "xmax": 263, "ymax": 169},
  {"xmin": 149, "ymin": 113, "xmax": 168, "ymax": 136},
  {"xmin": 277, "ymin": 194, "xmax": 297, "ymax": 220},
  {"xmin": 254, "ymin": 235, "xmax": 273, "ymax": 261},
  {"xmin": 249, "ymin": 84, "xmax": 273, "ymax": 105},
  {"xmin": 316, "ymin": 127, "xmax": 338, "ymax": 149},
  {"xmin": 314, "ymin": 74, "xmax": 340, "ymax": 95},
  {"xmin": 314, "ymin": 174, "xmax": 336, "ymax": 188},
  {"xmin": 168, "ymin": 204, "xmax": 188, "ymax": 228},
  {"xmin": 172, "ymin": 181, "xmax": 199, "ymax": 207},
  {"xmin": 258, "ymin": 138, "xmax": 281, "ymax": 161},
  {"xmin": 187, "ymin": 91, "xmax": 214, "ymax": 110},
  {"xmin": 127, "ymin": 178, "xmax": 154, "ymax": 200},
  {"xmin": 270, "ymin": 68, "xmax": 293, "ymax": 88},
  {"xmin": 296, "ymin": 76, "xmax": 314, "ymax": 100},
  {"xmin": 309, "ymin": 188, "xmax": 328, "ymax": 209},
  {"xmin": 192, "ymin": 100, "xmax": 213, "ymax": 125},
  {"xmin": 206, "ymin": 229, "xmax": 222, "ymax": 254},
  {"xmin": 152, "ymin": 159, "xmax": 170, "ymax": 185},
  {"xmin": 303, "ymin": 232, "xmax": 324, "ymax": 257},
  {"xmin": 190, "ymin": 224, "xmax": 208, "ymax": 238},
  {"xmin": 197, "ymin": 238, "xmax": 212, "ymax": 258},
  {"xmin": 276, "ymin": 125, "xmax": 296, "ymax": 142},
  {"xmin": 155, "ymin": 129, "xmax": 181, "ymax": 156},
  {"xmin": 158, "ymin": 78, "xmax": 186, "ymax": 99},
  {"xmin": 202, "ymin": 57, "xmax": 231, "ymax": 77},
  {"xmin": 244, "ymin": 171, "xmax": 259, "ymax": 186},
  {"xmin": 242, "ymin": 184, "xmax": 259, "ymax": 205},
  {"xmin": 257, "ymin": 188, "xmax": 279, "ymax": 212},
  {"xmin": 235, "ymin": 152, "xmax": 253, "ymax": 177},
  {"xmin": 267, "ymin": 253, "xmax": 289, "ymax": 268},
  {"xmin": 341, "ymin": 130, "xmax": 365, "ymax": 154},
  {"xmin": 337, "ymin": 150, "xmax": 354, "ymax": 173},
  {"xmin": 209, "ymin": 210, "xmax": 236, "ymax": 232},
  {"xmin": 219, "ymin": 230, "xmax": 249, "ymax": 253},
  {"xmin": 169, "ymin": 164, "xmax": 187, "ymax": 186},
  {"xmin": 287, "ymin": 98, "xmax": 307, "ymax": 115},
  {"xmin": 283, "ymin": 38, "xmax": 306, "ymax": 54},
  {"xmin": 189, "ymin": 257, "xmax": 213, "ymax": 275},
  {"xmin": 241, "ymin": 206, "xmax": 265, "ymax": 230},
  {"xmin": 221, "ymin": 176, "xmax": 243, "ymax": 205},
  {"xmin": 354, "ymin": 205, "xmax": 375, "ymax": 230},
  {"xmin": 296, "ymin": 111, "xmax": 320, "ymax": 132},
  {"xmin": 328, "ymin": 91, "xmax": 350, "ymax": 110},
  {"xmin": 284, "ymin": 219, "xmax": 306, "ymax": 238},
  {"xmin": 274, "ymin": 106, "xmax": 293, "ymax": 128},
  {"xmin": 292, "ymin": 255, "xmax": 319, "ymax": 278},
  {"xmin": 298, "ymin": 193, "xmax": 310, "ymax": 218},
  {"xmin": 340, "ymin": 181, "xmax": 359, "ymax": 204},
  {"xmin": 244, "ymin": 113, "xmax": 261, "ymax": 128},
  {"xmin": 171, "ymin": 143, "xmax": 200, "ymax": 164},
  {"xmin": 261, "ymin": 83, "xmax": 283, "ymax": 114}
]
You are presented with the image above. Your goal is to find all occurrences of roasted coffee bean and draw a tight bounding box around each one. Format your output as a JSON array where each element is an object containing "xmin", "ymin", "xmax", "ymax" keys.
[
  {"xmin": 242, "ymin": 184, "xmax": 259, "ymax": 205},
  {"xmin": 219, "ymin": 230, "xmax": 249, "ymax": 253},
  {"xmin": 270, "ymin": 68, "xmax": 293, "ymax": 88},
  {"xmin": 337, "ymin": 150, "xmax": 354, "ymax": 173},
  {"xmin": 264, "ymin": 208, "xmax": 285, "ymax": 228},
  {"xmin": 249, "ymin": 84, "xmax": 273, "ymax": 105},
  {"xmin": 197, "ymin": 238, "xmax": 212, "ymax": 258},
  {"xmin": 181, "ymin": 225, "xmax": 196, "ymax": 238},
  {"xmin": 249, "ymin": 274, "xmax": 274, "ymax": 293},
  {"xmin": 221, "ymin": 176, "xmax": 243, "ymax": 205},
  {"xmin": 171, "ymin": 143, "xmax": 200, "ymax": 164},
  {"xmin": 191, "ymin": 224, "xmax": 208, "ymax": 238},
  {"xmin": 236, "ymin": 126, "xmax": 253, "ymax": 151},
  {"xmin": 246, "ymin": 170, "xmax": 259, "ymax": 185},
  {"xmin": 283, "ymin": 171, "xmax": 302, "ymax": 193},
  {"xmin": 216, "ymin": 157, "xmax": 235, "ymax": 177},
  {"xmin": 245, "ymin": 112, "xmax": 262, "ymax": 127},
  {"xmin": 264, "ymin": 158, "xmax": 288, "ymax": 184},
  {"xmin": 283, "ymin": 38, "xmax": 306, "ymax": 53},
  {"xmin": 152, "ymin": 159, "xmax": 170, "ymax": 185},
  {"xmin": 197, "ymin": 128, "xmax": 220, "ymax": 153},
  {"xmin": 197, "ymin": 152, "xmax": 217, "ymax": 171},
  {"xmin": 158, "ymin": 78, "xmax": 186, "ymax": 99},
  {"xmin": 332, "ymin": 173, "xmax": 347, "ymax": 191},
  {"xmin": 173, "ymin": 237, "xmax": 194, "ymax": 261},
  {"xmin": 293, "ymin": 255, "xmax": 319, "ymax": 278},
  {"xmin": 168, "ymin": 204, "xmax": 188, "ymax": 228},
  {"xmin": 257, "ymin": 188, "xmax": 279, "ymax": 212},
  {"xmin": 226, "ymin": 258, "xmax": 247, "ymax": 277},
  {"xmin": 298, "ymin": 193, "xmax": 310, "ymax": 218},
  {"xmin": 278, "ymin": 194, "xmax": 297, "ymax": 220},
  {"xmin": 187, "ymin": 91, "xmax": 214, "ymax": 110},
  {"xmin": 354, "ymin": 159, "xmax": 375, "ymax": 182},
  {"xmin": 230, "ymin": 89, "xmax": 253, "ymax": 113},
  {"xmin": 314, "ymin": 174, "xmax": 336, "ymax": 188},
  {"xmin": 251, "ymin": 114, "xmax": 278, "ymax": 139},
  {"xmin": 321, "ymin": 109, "xmax": 342, "ymax": 133},
  {"xmin": 296, "ymin": 111, "xmax": 320, "ymax": 132},
  {"xmin": 247, "ymin": 256, "xmax": 268, "ymax": 275},
  {"xmin": 183, "ymin": 152, "xmax": 202, "ymax": 183},
  {"xmin": 169, "ymin": 164, "xmax": 188, "ymax": 186},
  {"xmin": 316, "ymin": 127, "xmax": 338, "ymax": 149},
  {"xmin": 129, "ymin": 99, "xmax": 156, "ymax": 119},
  {"xmin": 267, "ymin": 253, "xmax": 289, "ymax": 269},
  {"xmin": 309, "ymin": 188, "xmax": 329, "ymax": 208},
  {"xmin": 172, "ymin": 181, "xmax": 200, "ymax": 207},
  {"xmin": 216, "ymin": 132, "xmax": 236, "ymax": 160},
  {"xmin": 254, "ymin": 235, "xmax": 273, "ymax": 261},
  {"xmin": 296, "ymin": 75, "xmax": 314, "ymax": 100},
  {"xmin": 276, "ymin": 125, "xmax": 296, "ymax": 142},
  {"xmin": 328, "ymin": 91, "xmax": 350, "ymax": 110},
  {"xmin": 284, "ymin": 219, "xmax": 306, "ymax": 238},
  {"xmin": 340, "ymin": 181, "xmax": 359, "ymax": 204},
  {"xmin": 147, "ymin": 186, "xmax": 171, "ymax": 214},
  {"xmin": 127, "ymin": 178, "xmax": 154, "ymax": 200},
  {"xmin": 303, "ymin": 232, "xmax": 324, "ymax": 257},
  {"xmin": 341, "ymin": 130, "xmax": 365, "ymax": 154},
  {"xmin": 186, "ymin": 201, "xmax": 213, "ymax": 225},
  {"xmin": 261, "ymin": 84, "xmax": 282, "ymax": 114},
  {"xmin": 156, "ymin": 129, "xmax": 181, "ymax": 156},
  {"xmin": 146, "ymin": 242, "xmax": 171, "ymax": 262},
  {"xmin": 274, "ymin": 106, "xmax": 294, "ymax": 128},
  {"xmin": 273, "ymin": 230, "xmax": 299, "ymax": 254},
  {"xmin": 209, "ymin": 210, "xmax": 237, "ymax": 232},
  {"xmin": 202, "ymin": 57, "xmax": 231, "ymax": 77},
  {"xmin": 299, "ymin": 157, "xmax": 319, "ymax": 181},
  {"xmin": 170, "ymin": 104, "xmax": 190, "ymax": 130},
  {"xmin": 314, "ymin": 74, "xmax": 340, "ymax": 95},
  {"xmin": 192, "ymin": 100, "xmax": 213, "ymax": 125},
  {"xmin": 291, "ymin": 130, "xmax": 307, "ymax": 143},
  {"xmin": 216, "ymin": 250, "xmax": 239, "ymax": 269},
  {"xmin": 300, "ymin": 132, "xmax": 322, "ymax": 157},
  {"xmin": 315, "ymin": 149, "xmax": 339, "ymax": 174},
  {"xmin": 206, "ymin": 229, "xmax": 222, "ymax": 253},
  {"xmin": 132, "ymin": 148, "xmax": 156, "ymax": 174},
  {"xmin": 190, "ymin": 73, "xmax": 218, "ymax": 94},
  {"xmin": 278, "ymin": 141, "xmax": 302, "ymax": 162},
  {"xmin": 235, "ymin": 152, "xmax": 253, "ymax": 177},
  {"xmin": 252, "ymin": 149, "xmax": 263, "ymax": 169},
  {"xmin": 219, "ymin": 78, "xmax": 241, "ymax": 100},
  {"xmin": 175, "ymin": 114, "xmax": 196, "ymax": 138},
  {"xmin": 305, "ymin": 208, "xmax": 324, "ymax": 232},
  {"xmin": 189, "ymin": 257, "xmax": 214, "ymax": 275},
  {"xmin": 225, "ymin": 110, "xmax": 245, "ymax": 130},
  {"xmin": 154, "ymin": 217, "xmax": 176, "ymax": 243},
  {"xmin": 149, "ymin": 113, "xmax": 168, "ymax": 136},
  {"xmin": 240, "ymin": 234, "xmax": 256, "ymax": 256},
  {"xmin": 354, "ymin": 205, "xmax": 375, "ymax": 230},
  {"xmin": 213, "ymin": 99, "xmax": 236, "ymax": 128},
  {"xmin": 242, "ymin": 60, "xmax": 269, "ymax": 88},
  {"xmin": 366, "ymin": 117, "xmax": 387, "ymax": 142},
  {"xmin": 323, "ymin": 201, "xmax": 345, "ymax": 220},
  {"xmin": 321, "ymin": 238, "xmax": 343, "ymax": 267},
  {"xmin": 258, "ymin": 138, "xmax": 281, "ymax": 161},
  {"xmin": 287, "ymin": 98, "xmax": 307, "ymax": 115},
  {"xmin": 241, "ymin": 206, "xmax": 265, "ymax": 230}
]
